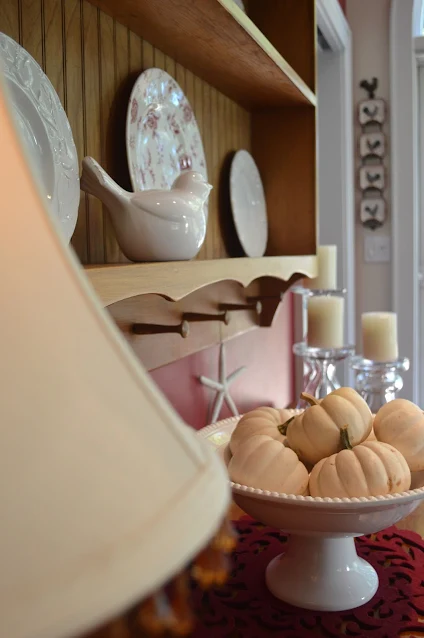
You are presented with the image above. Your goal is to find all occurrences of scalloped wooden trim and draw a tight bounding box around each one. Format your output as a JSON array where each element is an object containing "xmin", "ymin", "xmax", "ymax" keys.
[{"xmin": 85, "ymin": 256, "xmax": 318, "ymax": 306}]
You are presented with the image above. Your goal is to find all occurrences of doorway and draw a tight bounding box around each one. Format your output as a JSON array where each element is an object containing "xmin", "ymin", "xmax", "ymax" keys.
[{"xmin": 294, "ymin": 0, "xmax": 354, "ymax": 397}]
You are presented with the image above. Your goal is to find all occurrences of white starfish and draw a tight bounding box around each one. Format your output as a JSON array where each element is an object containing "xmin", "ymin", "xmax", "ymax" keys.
[{"xmin": 199, "ymin": 342, "xmax": 246, "ymax": 424}]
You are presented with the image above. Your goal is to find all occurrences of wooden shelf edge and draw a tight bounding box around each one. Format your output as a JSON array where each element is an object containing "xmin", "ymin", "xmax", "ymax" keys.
[
  {"xmin": 84, "ymin": 255, "xmax": 318, "ymax": 307},
  {"xmin": 218, "ymin": 0, "xmax": 316, "ymax": 107},
  {"xmin": 86, "ymin": 0, "xmax": 316, "ymax": 108}
]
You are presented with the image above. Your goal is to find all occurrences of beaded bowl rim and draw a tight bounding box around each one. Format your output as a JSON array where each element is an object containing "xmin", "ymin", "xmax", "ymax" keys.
[{"xmin": 197, "ymin": 413, "xmax": 424, "ymax": 509}]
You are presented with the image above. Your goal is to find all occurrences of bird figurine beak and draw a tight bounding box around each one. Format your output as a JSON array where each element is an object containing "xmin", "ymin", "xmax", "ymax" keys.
[
  {"xmin": 172, "ymin": 171, "xmax": 213, "ymax": 203},
  {"xmin": 198, "ymin": 181, "xmax": 213, "ymax": 204}
]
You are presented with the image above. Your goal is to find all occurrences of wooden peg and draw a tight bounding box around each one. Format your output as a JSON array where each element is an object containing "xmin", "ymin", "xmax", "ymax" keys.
[
  {"xmin": 219, "ymin": 301, "xmax": 262, "ymax": 315},
  {"xmin": 247, "ymin": 293, "xmax": 284, "ymax": 303},
  {"xmin": 183, "ymin": 311, "xmax": 231, "ymax": 326},
  {"xmin": 131, "ymin": 320, "xmax": 189, "ymax": 338}
]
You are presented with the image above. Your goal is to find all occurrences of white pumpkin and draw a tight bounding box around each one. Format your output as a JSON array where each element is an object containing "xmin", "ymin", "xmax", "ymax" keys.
[
  {"xmin": 230, "ymin": 406, "xmax": 292, "ymax": 455},
  {"xmin": 309, "ymin": 439, "xmax": 411, "ymax": 498},
  {"xmin": 228, "ymin": 434, "xmax": 309, "ymax": 495},
  {"xmin": 284, "ymin": 388, "xmax": 373, "ymax": 465},
  {"xmin": 365, "ymin": 427, "xmax": 377, "ymax": 441},
  {"xmin": 373, "ymin": 398, "xmax": 424, "ymax": 471}
]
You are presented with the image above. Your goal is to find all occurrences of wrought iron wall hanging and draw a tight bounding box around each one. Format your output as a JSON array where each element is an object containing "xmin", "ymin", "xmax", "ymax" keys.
[{"xmin": 358, "ymin": 77, "xmax": 387, "ymax": 230}]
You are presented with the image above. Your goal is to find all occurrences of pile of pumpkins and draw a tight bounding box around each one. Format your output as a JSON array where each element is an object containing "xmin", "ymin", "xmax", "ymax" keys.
[{"xmin": 227, "ymin": 388, "xmax": 424, "ymax": 498}]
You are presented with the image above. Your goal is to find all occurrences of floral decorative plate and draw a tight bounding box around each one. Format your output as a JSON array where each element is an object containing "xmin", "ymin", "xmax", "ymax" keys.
[
  {"xmin": 126, "ymin": 68, "xmax": 207, "ymax": 213},
  {"xmin": 230, "ymin": 150, "xmax": 268, "ymax": 257},
  {"xmin": 0, "ymin": 33, "xmax": 79, "ymax": 242}
]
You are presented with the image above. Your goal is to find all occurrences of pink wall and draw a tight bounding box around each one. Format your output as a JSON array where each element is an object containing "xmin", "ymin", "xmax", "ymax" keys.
[{"xmin": 150, "ymin": 293, "xmax": 294, "ymax": 430}]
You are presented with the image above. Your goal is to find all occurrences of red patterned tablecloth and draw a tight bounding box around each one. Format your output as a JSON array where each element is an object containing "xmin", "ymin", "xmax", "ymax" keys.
[{"xmin": 191, "ymin": 520, "xmax": 424, "ymax": 638}]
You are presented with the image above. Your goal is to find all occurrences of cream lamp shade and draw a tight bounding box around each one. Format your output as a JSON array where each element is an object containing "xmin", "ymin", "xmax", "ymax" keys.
[{"xmin": 0, "ymin": 76, "xmax": 229, "ymax": 638}]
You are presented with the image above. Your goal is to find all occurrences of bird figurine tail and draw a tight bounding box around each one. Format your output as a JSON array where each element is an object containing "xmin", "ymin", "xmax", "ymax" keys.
[{"xmin": 80, "ymin": 157, "xmax": 126, "ymax": 210}]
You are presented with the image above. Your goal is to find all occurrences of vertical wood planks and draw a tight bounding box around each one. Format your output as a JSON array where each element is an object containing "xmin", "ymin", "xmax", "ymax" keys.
[
  {"xmin": 231, "ymin": 99, "xmax": 238, "ymax": 155},
  {"xmin": 115, "ymin": 22, "xmax": 128, "ymax": 85},
  {"xmin": 202, "ymin": 81, "xmax": 212, "ymax": 259},
  {"xmin": 175, "ymin": 61, "xmax": 185, "ymax": 88},
  {"xmin": 230, "ymin": 99, "xmax": 239, "ymax": 253},
  {"xmin": 153, "ymin": 46, "xmax": 165, "ymax": 70},
  {"xmin": 185, "ymin": 68, "xmax": 195, "ymax": 111},
  {"xmin": 99, "ymin": 11, "xmax": 119, "ymax": 263},
  {"xmin": 218, "ymin": 92, "xmax": 227, "ymax": 258},
  {"xmin": 43, "ymin": 0, "xmax": 64, "ymax": 103},
  {"xmin": 194, "ymin": 76, "xmax": 204, "ymax": 144},
  {"xmin": 114, "ymin": 21, "xmax": 130, "ymax": 262},
  {"xmin": 64, "ymin": 0, "xmax": 87, "ymax": 263},
  {"xmin": 165, "ymin": 54, "xmax": 175, "ymax": 78},
  {"xmin": 210, "ymin": 88, "xmax": 220, "ymax": 259},
  {"xmin": 83, "ymin": 2, "xmax": 103, "ymax": 263},
  {"xmin": 129, "ymin": 29, "xmax": 142, "ymax": 75},
  {"xmin": 0, "ymin": 0, "xmax": 20, "ymax": 43},
  {"xmin": 239, "ymin": 105, "xmax": 251, "ymax": 157},
  {"xmin": 237, "ymin": 94, "xmax": 244, "ymax": 154},
  {"xmin": 194, "ymin": 73, "xmax": 206, "ymax": 260},
  {"xmin": 20, "ymin": 0, "xmax": 42, "ymax": 65},
  {"xmin": 142, "ymin": 40, "xmax": 154, "ymax": 69}
]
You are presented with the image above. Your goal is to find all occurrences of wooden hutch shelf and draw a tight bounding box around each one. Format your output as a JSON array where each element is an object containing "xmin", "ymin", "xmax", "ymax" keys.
[
  {"xmin": 85, "ymin": 255, "xmax": 317, "ymax": 307},
  {"xmin": 0, "ymin": 0, "xmax": 318, "ymax": 368},
  {"xmin": 85, "ymin": 0, "xmax": 316, "ymax": 108}
]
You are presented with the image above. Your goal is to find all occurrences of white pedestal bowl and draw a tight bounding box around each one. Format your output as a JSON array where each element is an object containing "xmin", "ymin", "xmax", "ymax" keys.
[{"xmin": 198, "ymin": 416, "xmax": 424, "ymax": 612}]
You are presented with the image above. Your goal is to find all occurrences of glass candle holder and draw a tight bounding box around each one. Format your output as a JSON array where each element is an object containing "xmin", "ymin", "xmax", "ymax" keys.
[
  {"xmin": 291, "ymin": 287, "xmax": 347, "ymax": 394},
  {"xmin": 350, "ymin": 356, "xmax": 410, "ymax": 413},
  {"xmin": 293, "ymin": 342, "xmax": 355, "ymax": 408},
  {"xmin": 291, "ymin": 286, "xmax": 315, "ymax": 390}
]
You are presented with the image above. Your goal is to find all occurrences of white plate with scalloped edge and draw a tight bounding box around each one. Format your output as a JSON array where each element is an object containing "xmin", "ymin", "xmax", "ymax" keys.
[
  {"xmin": 0, "ymin": 33, "xmax": 79, "ymax": 241},
  {"xmin": 230, "ymin": 150, "xmax": 268, "ymax": 257}
]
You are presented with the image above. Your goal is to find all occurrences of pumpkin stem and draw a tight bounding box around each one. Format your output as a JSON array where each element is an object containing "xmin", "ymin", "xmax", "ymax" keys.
[
  {"xmin": 278, "ymin": 416, "xmax": 295, "ymax": 436},
  {"xmin": 300, "ymin": 392, "xmax": 319, "ymax": 407},
  {"xmin": 340, "ymin": 425, "xmax": 353, "ymax": 450}
]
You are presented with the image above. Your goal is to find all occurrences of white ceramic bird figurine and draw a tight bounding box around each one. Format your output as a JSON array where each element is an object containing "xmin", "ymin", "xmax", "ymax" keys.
[{"xmin": 80, "ymin": 157, "xmax": 212, "ymax": 262}]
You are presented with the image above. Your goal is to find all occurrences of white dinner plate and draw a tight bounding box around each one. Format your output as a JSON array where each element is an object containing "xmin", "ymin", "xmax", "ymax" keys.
[
  {"xmin": 126, "ymin": 68, "xmax": 207, "ymax": 213},
  {"xmin": 230, "ymin": 150, "xmax": 268, "ymax": 257},
  {"xmin": 0, "ymin": 33, "xmax": 79, "ymax": 242}
]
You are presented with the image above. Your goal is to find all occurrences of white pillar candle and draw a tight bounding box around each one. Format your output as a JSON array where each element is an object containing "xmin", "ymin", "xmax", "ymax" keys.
[
  {"xmin": 307, "ymin": 295, "xmax": 345, "ymax": 348},
  {"xmin": 362, "ymin": 312, "xmax": 398, "ymax": 361},
  {"xmin": 305, "ymin": 245, "xmax": 337, "ymax": 290}
]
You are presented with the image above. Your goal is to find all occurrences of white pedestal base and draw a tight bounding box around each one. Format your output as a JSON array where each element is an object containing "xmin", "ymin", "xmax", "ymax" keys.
[{"xmin": 265, "ymin": 535, "xmax": 378, "ymax": 612}]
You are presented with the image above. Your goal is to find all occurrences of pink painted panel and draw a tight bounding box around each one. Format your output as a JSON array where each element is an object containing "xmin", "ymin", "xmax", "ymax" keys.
[{"xmin": 150, "ymin": 294, "xmax": 294, "ymax": 430}]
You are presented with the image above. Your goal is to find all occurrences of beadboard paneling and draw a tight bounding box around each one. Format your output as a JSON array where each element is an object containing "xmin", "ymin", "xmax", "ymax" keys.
[{"xmin": 0, "ymin": 0, "xmax": 251, "ymax": 264}]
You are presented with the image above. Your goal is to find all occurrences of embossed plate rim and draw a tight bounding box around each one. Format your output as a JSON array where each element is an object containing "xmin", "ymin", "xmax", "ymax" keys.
[{"xmin": 0, "ymin": 32, "xmax": 79, "ymax": 242}]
